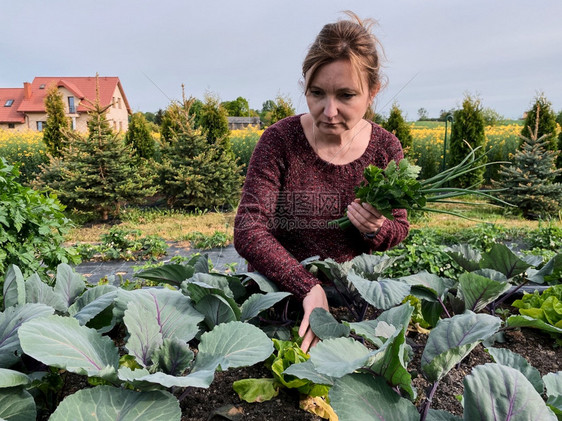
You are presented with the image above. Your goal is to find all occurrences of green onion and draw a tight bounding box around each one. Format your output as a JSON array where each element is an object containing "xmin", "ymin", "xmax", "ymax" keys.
[{"xmin": 330, "ymin": 144, "xmax": 513, "ymax": 229}]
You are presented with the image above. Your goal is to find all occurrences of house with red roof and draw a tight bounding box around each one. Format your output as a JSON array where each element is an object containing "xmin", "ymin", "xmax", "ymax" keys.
[{"xmin": 0, "ymin": 76, "xmax": 131, "ymax": 132}]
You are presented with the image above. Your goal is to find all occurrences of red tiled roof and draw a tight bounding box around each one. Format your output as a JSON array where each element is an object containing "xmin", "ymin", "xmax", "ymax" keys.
[
  {"xmin": 17, "ymin": 76, "xmax": 131, "ymax": 114},
  {"xmin": 0, "ymin": 88, "xmax": 25, "ymax": 123}
]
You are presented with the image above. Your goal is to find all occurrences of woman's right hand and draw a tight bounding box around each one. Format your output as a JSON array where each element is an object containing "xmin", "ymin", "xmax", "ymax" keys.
[{"xmin": 299, "ymin": 284, "xmax": 330, "ymax": 353}]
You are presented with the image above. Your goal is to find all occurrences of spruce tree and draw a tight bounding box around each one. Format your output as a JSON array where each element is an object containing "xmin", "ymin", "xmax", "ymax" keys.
[
  {"xmin": 125, "ymin": 112, "xmax": 155, "ymax": 160},
  {"xmin": 493, "ymin": 108, "xmax": 562, "ymax": 219},
  {"xmin": 521, "ymin": 94, "xmax": 557, "ymax": 151},
  {"xmin": 199, "ymin": 93, "xmax": 230, "ymax": 144},
  {"xmin": 37, "ymin": 79, "xmax": 155, "ymax": 220},
  {"xmin": 383, "ymin": 103, "xmax": 413, "ymax": 152},
  {"xmin": 43, "ymin": 84, "xmax": 70, "ymax": 157},
  {"xmin": 448, "ymin": 95, "xmax": 487, "ymax": 188},
  {"xmin": 158, "ymin": 98, "xmax": 243, "ymax": 209},
  {"xmin": 160, "ymin": 98, "xmax": 192, "ymax": 143}
]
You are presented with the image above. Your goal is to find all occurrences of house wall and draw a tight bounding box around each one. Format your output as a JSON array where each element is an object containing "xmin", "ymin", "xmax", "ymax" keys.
[
  {"xmin": 227, "ymin": 117, "xmax": 262, "ymax": 130},
  {"xmin": 7, "ymin": 85, "xmax": 131, "ymax": 133},
  {"xmin": 106, "ymin": 86, "xmax": 129, "ymax": 132},
  {"xmin": 25, "ymin": 112, "xmax": 49, "ymax": 131},
  {"xmin": 54, "ymin": 87, "xmax": 85, "ymax": 132},
  {"xmin": 0, "ymin": 122, "xmax": 27, "ymax": 131}
]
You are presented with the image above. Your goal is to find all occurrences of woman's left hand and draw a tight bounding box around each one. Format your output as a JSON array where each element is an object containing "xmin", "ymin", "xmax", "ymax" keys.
[
  {"xmin": 299, "ymin": 284, "xmax": 329, "ymax": 353},
  {"xmin": 346, "ymin": 199, "xmax": 385, "ymax": 235}
]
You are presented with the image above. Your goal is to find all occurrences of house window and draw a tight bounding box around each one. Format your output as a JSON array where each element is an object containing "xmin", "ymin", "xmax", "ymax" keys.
[
  {"xmin": 117, "ymin": 97, "xmax": 122, "ymax": 109},
  {"xmin": 68, "ymin": 96, "xmax": 76, "ymax": 113},
  {"xmin": 112, "ymin": 97, "xmax": 116, "ymax": 108},
  {"xmin": 119, "ymin": 121, "xmax": 123, "ymax": 131},
  {"xmin": 36, "ymin": 121, "xmax": 45, "ymax": 131},
  {"xmin": 4, "ymin": 99, "xmax": 14, "ymax": 107},
  {"xmin": 39, "ymin": 84, "xmax": 46, "ymax": 89},
  {"xmin": 8, "ymin": 123, "xmax": 15, "ymax": 129}
]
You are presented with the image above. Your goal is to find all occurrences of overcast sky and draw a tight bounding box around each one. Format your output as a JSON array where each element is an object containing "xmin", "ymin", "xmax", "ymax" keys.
[{"xmin": 2, "ymin": 0, "xmax": 561, "ymax": 120}]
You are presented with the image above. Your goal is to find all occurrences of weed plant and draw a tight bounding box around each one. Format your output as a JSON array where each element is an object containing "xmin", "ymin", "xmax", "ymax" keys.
[
  {"xmin": 120, "ymin": 207, "xmax": 208, "ymax": 224},
  {"xmin": 181, "ymin": 230, "xmax": 231, "ymax": 249},
  {"xmin": 74, "ymin": 226, "xmax": 168, "ymax": 261},
  {"xmin": 527, "ymin": 225, "xmax": 562, "ymax": 251},
  {"xmin": 375, "ymin": 229, "xmax": 462, "ymax": 279}
]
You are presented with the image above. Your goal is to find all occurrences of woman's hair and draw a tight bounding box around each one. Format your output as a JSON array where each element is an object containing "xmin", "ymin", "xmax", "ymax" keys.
[{"xmin": 302, "ymin": 11, "xmax": 385, "ymax": 95}]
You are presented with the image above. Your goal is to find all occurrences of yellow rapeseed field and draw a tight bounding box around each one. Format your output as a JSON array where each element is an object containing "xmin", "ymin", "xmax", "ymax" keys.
[
  {"xmin": 0, "ymin": 129, "xmax": 47, "ymax": 182},
  {"xmin": 230, "ymin": 125, "xmax": 264, "ymax": 174},
  {"xmin": 0, "ymin": 122, "xmax": 524, "ymax": 183},
  {"xmin": 408, "ymin": 122, "xmax": 522, "ymax": 180}
]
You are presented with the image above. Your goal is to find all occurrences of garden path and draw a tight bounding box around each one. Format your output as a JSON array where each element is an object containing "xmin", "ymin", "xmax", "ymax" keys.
[{"xmin": 74, "ymin": 243, "xmax": 247, "ymax": 284}]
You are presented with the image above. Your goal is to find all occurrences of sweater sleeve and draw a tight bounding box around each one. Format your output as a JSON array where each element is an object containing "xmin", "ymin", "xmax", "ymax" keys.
[
  {"xmin": 368, "ymin": 208, "xmax": 409, "ymax": 251},
  {"xmin": 233, "ymin": 123, "xmax": 321, "ymax": 300}
]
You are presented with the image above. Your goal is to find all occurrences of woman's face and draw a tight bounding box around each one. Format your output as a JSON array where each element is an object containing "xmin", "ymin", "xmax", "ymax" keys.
[{"xmin": 305, "ymin": 59, "xmax": 375, "ymax": 137}]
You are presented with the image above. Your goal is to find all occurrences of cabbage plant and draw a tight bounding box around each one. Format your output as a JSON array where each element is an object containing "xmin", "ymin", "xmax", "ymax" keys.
[
  {"xmin": 285, "ymin": 304, "xmax": 561, "ymax": 420},
  {"xmin": 1, "ymin": 260, "xmax": 279, "ymax": 418}
]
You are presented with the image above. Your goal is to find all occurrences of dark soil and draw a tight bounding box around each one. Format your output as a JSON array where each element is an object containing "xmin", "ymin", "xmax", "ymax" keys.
[
  {"xmin": 177, "ymin": 312, "xmax": 561, "ymax": 420},
  {"xmin": 180, "ymin": 363, "xmax": 320, "ymax": 421},
  {"xmin": 409, "ymin": 327, "xmax": 561, "ymax": 417},
  {"xmin": 50, "ymin": 307, "xmax": 560, "ymax": 420}
]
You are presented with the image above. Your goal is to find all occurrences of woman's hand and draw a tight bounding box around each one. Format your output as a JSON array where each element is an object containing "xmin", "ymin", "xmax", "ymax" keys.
[
  {"xmin": 299, "ymin": 284, "xmax": 329, "ymax": 353},
  {"xmin": 346, "ymin": 199, "xmax": 385, "ymax": 235}
]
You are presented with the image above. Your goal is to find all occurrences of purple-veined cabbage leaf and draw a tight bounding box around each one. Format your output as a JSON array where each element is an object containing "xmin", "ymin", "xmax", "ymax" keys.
[
  {"xmin": 329, "ymin": 373, "xmax": 419, "ymax": 421},
  {"xmin": 463, "ymin": 363, "xmax": 557, "ymax": 420},
  {"xmin": 49, "ymin": 385, "xmax": 180, "ymax": 421},
  {"xmin": 18, "ymin": 314, "xmax": 119, "ymax": 379},
  {"xmin": 0, "ymin": 303, "xmax": 54, "ymax": 368},
  {"xmin": 421, "ymin": 311, "xmax": 501, "ymax": 382}
]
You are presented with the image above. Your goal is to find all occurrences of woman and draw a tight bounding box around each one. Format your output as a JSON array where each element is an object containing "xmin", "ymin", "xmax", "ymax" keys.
[{"xmin": 234, "ymin": 12, "xmax": 409, "ymax": 352}]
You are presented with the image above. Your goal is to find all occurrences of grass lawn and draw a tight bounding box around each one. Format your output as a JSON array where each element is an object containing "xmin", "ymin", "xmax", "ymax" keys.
[
  {"xmin": 66, "ymin": 210, "xmax": 236, "ymax": 244},
  {"xmin": 409, "ymin": 201, "xmax": 560, "ymax": 231},
  {"xmin": 65, "ymin": 201, "xmax": 561, "ymax": 245}
]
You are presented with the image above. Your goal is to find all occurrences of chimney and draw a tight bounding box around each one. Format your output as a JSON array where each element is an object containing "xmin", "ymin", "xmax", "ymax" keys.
[{"xmin": 23, "ymin": 82, "xmax": 32, "ymax": 99}]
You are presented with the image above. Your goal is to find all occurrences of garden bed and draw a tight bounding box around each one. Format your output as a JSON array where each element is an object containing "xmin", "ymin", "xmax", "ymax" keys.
[
  {"xmin": 2, "ymin": 234, "xmax": 561, "ymax": 420},
  {"xmin": 177, "ymin": 318, "xmax": 561, "ymax": 420},
  {"xmin": 41, "ymin": 303, "xmax": 560, "ymax": 421}
]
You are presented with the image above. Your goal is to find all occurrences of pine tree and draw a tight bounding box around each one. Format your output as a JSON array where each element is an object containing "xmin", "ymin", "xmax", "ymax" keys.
[
  {"xmin": 37, "ymin": 78, "xmax": 155, "ymax": 220},
  {"xmin": 43, "ymin": 84, "xmax": 70, "ymax": 157},
  {"xmin": 125, "ymin": 112, "xmax": 155, "ymax": 160},
  {"xmin": 158, "ymin": 98, "xmax": 243, "ymax": 209},
  {"xmin": 383, "ymin": 103, "xmax": 413, "ymax": 152},
  {"xmin": 448, "ymin": 95, "xmax": 487, "ymax": 188},
  {"xmin": 521, "ymin": 94, "xmax": 557, "ymax": 151},
  {"xmin": 493, "ymin": 107, "xmax": 562, "ymax": 219}
]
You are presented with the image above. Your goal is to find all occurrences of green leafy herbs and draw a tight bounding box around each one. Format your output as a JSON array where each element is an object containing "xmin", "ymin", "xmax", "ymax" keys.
[
  {"xmin": 233, "ymin": 339, "xmax": 330, "ymax": 403},
  {"xmin": 331, "ymin": 159, "xmax": 424, "ymax": 228},
  {"xmin": 331, "ymin": 147, "xmax": 511, "ymax": 229},
  {"xmin": 356, "ymin": 159, "xmax": 425, "ymax": 219},
  {"xmin": 511, "ymin": 284, "xmax": 562, "ymax": 329}
]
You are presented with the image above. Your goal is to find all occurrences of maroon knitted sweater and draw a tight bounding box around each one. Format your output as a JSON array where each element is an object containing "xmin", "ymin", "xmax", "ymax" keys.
[{"xmin": 234, "ymin": 115, "xmax": 409, "ymax": 300}]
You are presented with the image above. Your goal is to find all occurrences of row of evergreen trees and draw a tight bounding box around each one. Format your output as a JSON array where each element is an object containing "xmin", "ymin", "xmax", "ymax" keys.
[
  {"xmin": 37, "ymin": 80, "xmax": 242, "ymax": 221},
  {"xmin": 40, "ymin": 78, "xmax": 562, "ymax": 221}
]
